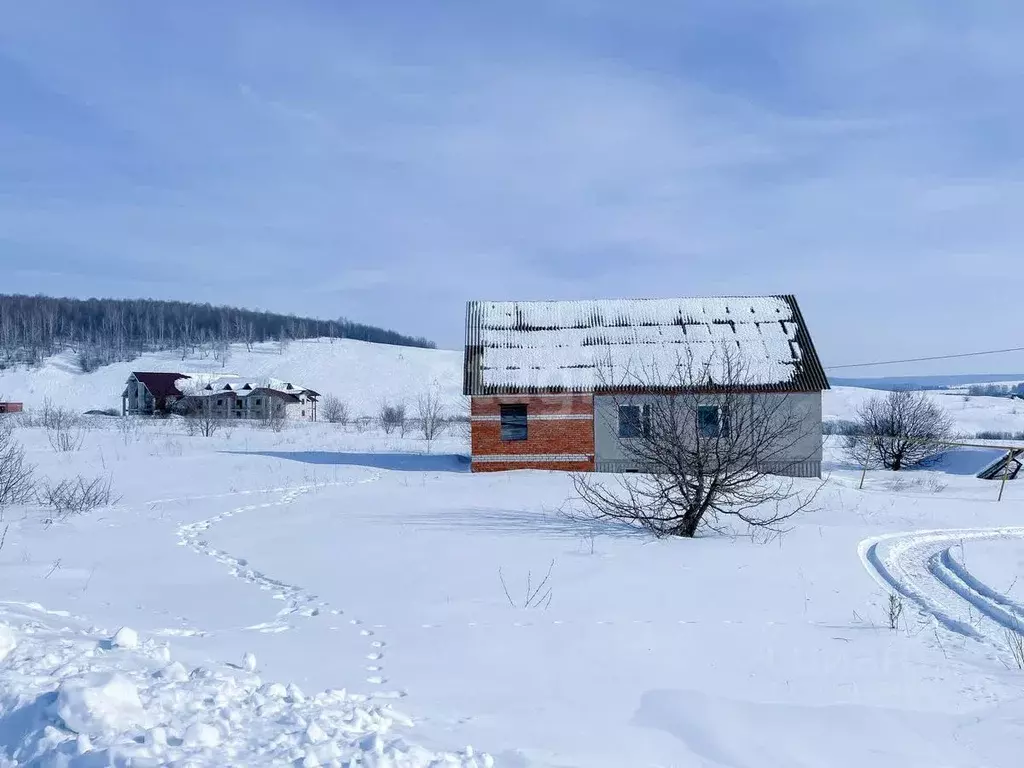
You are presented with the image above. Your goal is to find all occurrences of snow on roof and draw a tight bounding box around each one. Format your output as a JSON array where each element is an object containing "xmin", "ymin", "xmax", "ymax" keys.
[
  {"xmin": 179, "ymin": 374, "xmax": 317, "ymax": 396},
  {"xmin": 464, "ymin": 295, "xmax": 829, "ymax": 394}
]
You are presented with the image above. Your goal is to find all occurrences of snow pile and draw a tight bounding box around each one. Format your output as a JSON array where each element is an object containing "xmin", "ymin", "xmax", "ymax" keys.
[
  {"xmin": 0, "ymin": 608, "xmax": 492, "ymax": 766},
  {"xmin": 0, "ymin": 625, "xmax": 15, "ymax": 662},
  {"xmin": 57, "ymin": 672, "xmax": 147, "ymax": 736},
  {"xmin": 112, "ymin": 626, "xmax": 139, "ymax": 649}
]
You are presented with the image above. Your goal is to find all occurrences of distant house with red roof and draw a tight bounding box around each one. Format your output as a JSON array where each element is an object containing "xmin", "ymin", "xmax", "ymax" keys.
[{"xmin": 122, "ymin": 372, "xmax": 191, "ymax": 416}]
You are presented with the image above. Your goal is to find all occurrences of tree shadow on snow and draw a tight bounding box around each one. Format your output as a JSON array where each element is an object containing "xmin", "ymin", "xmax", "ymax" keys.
[
  {"xmin": 401, "ymin": 506, "xmax": 646, "ymax": 539},
  {"xmin": 220, "ymin": 450, "xmax": 469, "ymax": 473}
]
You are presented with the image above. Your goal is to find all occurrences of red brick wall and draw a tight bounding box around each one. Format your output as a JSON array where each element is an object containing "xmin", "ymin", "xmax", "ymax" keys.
[
  {"xmin": 470, "ymin": 394, "xmax": 595, "ymax": 472},
  {"xmin": 471, "ymin": 394, "xmax": 593, "ymax": 416},
  {"xmin": 472, "ymin": 460, "xmax": 594, "ymax": 473}
]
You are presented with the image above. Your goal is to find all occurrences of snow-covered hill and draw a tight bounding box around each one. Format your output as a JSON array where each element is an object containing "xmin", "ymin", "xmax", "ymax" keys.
[
  {"xmin": 6, "ymin": 343, "xmax": 1024, "ymax": 439},
  {"xmin": 0, "ymin": 339, "xmax": 464, "ymax": 416}
]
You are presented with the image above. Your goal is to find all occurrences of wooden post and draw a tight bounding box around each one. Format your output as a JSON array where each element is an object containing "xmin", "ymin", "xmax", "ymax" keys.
[
  {"xmin": 999, "ymin": 449, "xmax": 1013, "ymax": 502},
  {"xmin": 859, "ymin": 455, "xmax": 868, "ymax": 490}
]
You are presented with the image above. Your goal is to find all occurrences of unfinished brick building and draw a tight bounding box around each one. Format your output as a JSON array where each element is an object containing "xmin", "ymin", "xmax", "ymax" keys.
[{"xmin": 463, "ymin": 296, "xmax": 829, "ymax": 475}]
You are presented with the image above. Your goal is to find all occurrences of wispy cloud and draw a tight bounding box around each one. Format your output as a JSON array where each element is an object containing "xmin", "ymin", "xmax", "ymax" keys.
[{"xmin": 1, "ymin": 1, "xmax": 1023, "ymax": 372}]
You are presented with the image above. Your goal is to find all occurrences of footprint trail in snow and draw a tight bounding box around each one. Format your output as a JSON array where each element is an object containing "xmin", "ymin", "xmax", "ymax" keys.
[{"xmin": 172, "ymin": 473, "xmax": 405, "ymax": 697}]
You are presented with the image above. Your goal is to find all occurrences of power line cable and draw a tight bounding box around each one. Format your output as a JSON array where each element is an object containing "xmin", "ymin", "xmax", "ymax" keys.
[{"xmin": 826, "ymin": 345, "xmax": 1024, "ymax": 371}]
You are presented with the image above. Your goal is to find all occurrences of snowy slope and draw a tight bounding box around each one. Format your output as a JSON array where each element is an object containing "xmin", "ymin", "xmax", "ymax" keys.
[{"xmin": 0, "ymin": 339, "xmax": 465, "ymax": 416}]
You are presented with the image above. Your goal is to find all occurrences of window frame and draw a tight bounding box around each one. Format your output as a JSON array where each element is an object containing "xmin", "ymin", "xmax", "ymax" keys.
[
  {"xmin": 499, "ymin": 404, "xmax": 529, "ymax": 442},
  {"xmin": 697, "ymin": 404, "xmax": 729, "ymax": 438},
  {"xmin": 617, "ymin": 404, "xmax": 651, "ymax": 439}
]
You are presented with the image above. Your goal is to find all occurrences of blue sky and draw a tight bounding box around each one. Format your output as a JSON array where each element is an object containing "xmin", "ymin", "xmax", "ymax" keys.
[{"xmin": 1, "ymin": 1, "xmax": 1023, "ymax": 373}]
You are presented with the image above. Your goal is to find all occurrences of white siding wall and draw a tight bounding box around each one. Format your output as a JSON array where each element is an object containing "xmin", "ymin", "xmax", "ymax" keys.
[{"xmin": 594, "ymin": 392, "xmax": 823, "ymax": 477}]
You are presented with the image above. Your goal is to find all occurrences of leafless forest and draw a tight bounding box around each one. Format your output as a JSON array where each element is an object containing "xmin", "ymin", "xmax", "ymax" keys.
[{"xmin": 0, "ymin": 294, "xmax": 435, "ymax": 371}]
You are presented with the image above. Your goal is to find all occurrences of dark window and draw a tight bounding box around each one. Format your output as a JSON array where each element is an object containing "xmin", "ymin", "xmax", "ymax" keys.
[
  {"xmin": 254, "ymin": 399, "xmax": 261, "ymax": 406},
  {"xmin": 618, "ymin": 405, "xmax": 650, "ymax": 438},
  {"xmin": 500, "ymin": 404, "xmax": 528, "ymax": 441},
  {"xmin": 216, "ymin": 398, "xmax": 223, "ymax": 406},
  {"xmin": 697, "ymin": 405, "xmax": 729, "ymax": 437}
]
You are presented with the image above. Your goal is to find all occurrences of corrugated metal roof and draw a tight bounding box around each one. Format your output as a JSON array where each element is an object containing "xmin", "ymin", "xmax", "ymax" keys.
[{"xmin": 463, "ymin": 295, "xmax": 829, "ymax": 395}]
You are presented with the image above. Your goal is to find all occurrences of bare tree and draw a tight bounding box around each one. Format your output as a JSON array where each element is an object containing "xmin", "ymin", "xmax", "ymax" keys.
[
  {"xmin": 115, "ymin": 415, "xmax": 141, "ymax": 445},
  {"xmin": 213, "ymin": 338, "xmax": 231, "ymax": 368},
  {"xmin": 846, "ymin": 389, "xmax": 954, "ymax": 471},
  {"xmin": 0, "ymin": 420, "xmax": 36, "ymax": 511},
  {"xmin": 571, "ymin": 349, "xmax": 822, "ymax": 539},
  {"xmin": 320, "ymin": 395, "xmax": 349, "ymax": 425},
  {"xmin": 46, "ymin": 406, "xmax": 85, "ymax": 453},
  {"xmin": 378, "ymin": 401, "xmax": 406, "ymax": 435},
  {"xmin": 259, "ymin": 400, "xmax": 287, "ymax": 433},
  {"xmin": 416, "ymin": 389, "xmax": 447, "ymax": 448},
  {"xmin": 182, "ymin": 397, "xmax": 220, "ymax": 438}
]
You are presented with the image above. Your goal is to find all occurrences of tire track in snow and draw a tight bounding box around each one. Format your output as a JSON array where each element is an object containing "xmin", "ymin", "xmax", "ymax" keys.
[
  {"xmin": 859, "ymin": 527, "xmax": 1024, "ymax": 645},
  {"xmin": 170, "ymin": 472, "xmax": 406, "ymax": 696}
]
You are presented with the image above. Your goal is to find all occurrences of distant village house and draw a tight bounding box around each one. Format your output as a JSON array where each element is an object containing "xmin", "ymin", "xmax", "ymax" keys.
[
  {"xmin": 175, "ymin": 379, "xmax": 320, "ymax": 422},
  {"xmin": 122, "ymin": 372, "xmax": 319, "ymax": 421},
  {"xmin": 0, "ymin": 401, "xmax": 23, "ymax": 414},
  {"xmin": 122, "ymin": 372, "xmax": 190, "ymax": 416},
  {"xmin": 463, "ymin": 295, "xmax": 829, "ymax": 477}
]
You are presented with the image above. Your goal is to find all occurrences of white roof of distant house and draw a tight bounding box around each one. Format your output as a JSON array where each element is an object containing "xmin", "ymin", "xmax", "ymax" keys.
[
  {"xmin": 185, "ymin": 376, "xmax": 318, "ymax": 398},
  {"xmin": 463, "ymin": 295, "xmax": 829, "ymax": 394}
]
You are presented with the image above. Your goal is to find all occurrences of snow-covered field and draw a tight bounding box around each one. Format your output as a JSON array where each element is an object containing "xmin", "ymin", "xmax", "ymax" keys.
[
  {"xmin": 1, "ymin": 348, "xmax": 1024, "ymax": 766},
  {"xmin": 826, "ymin": 385, "xmax": 1024, "ymax": 437}
]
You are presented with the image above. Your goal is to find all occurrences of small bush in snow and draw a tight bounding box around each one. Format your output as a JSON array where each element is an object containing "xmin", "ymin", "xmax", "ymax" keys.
[
  {"xmin": 320, "ymin": 395, "xmax": 349, "ymax": 425},
  {"xmin": 0, "ymin": 420, "xmax": 36, "ymax": 510},
  {"xmin": 115, "ymin": 416, "xmax": 141, "ymax": 445},
  {"xmin": 887, "ymin": 593, "xmax": 904, "ymax": 630},
  {"xmin": 259, "ymin": 405, "xmax": 287, "ymax": 433},
  {"xmin": 184, "ymin": 410, "xmax": 220, "ymax": 438},
  {"xmin": 1006, "ymin": 627, "xmax": 1024, "ymax": 669},
  {"xmin": 36, "ymin": 398, "xmax": 82, "ymax": 430},
  {"xmin": 378, "ymin": 402, "xmax": 406, "ymax": 435},
  {"xmin": 44, "ymin": 403, "xmax": 86, "ymax": 453},
  {"xmin": 39, "ymin": 474, "xmax": 119, "ymax": 522},
  {"xmin": 975, "ymin": 430, "xmax": 1024, "ymax": 441},
  {"xmin": 448, "ymin": 412, "xmax": 471, "ymax": 443},
  {"xmin": 416, "ymin": 390, "xmax": 447, "ymax": 445},
  {"xmin": 822, "ymin": 419, "xmax": 862, "ymax": 437},
  {"xmin": 498, "ymin": 559, "xmax": 555, "ymax": 610}
]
